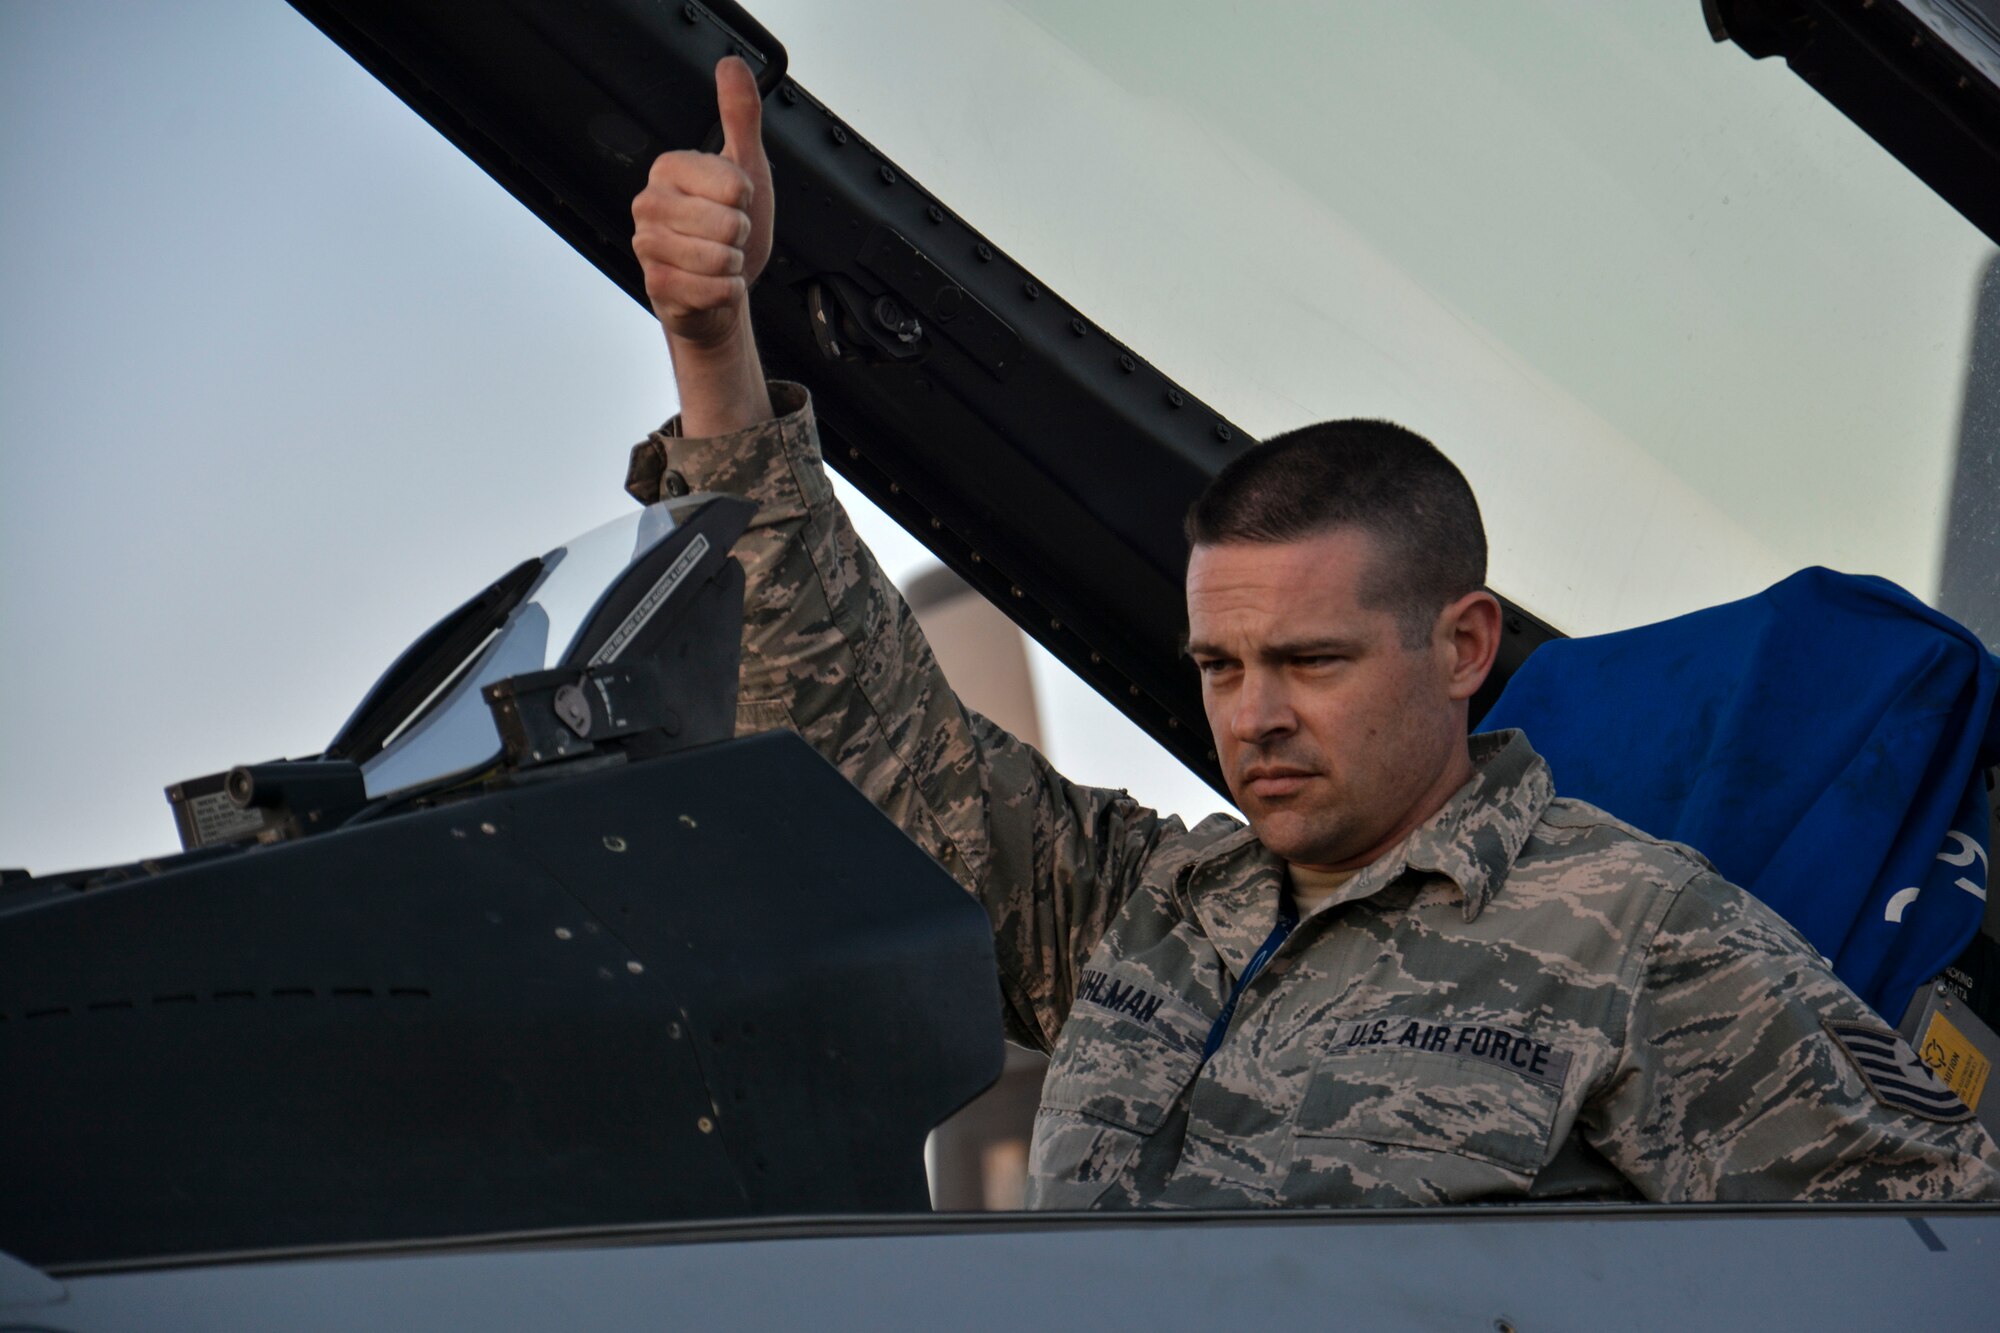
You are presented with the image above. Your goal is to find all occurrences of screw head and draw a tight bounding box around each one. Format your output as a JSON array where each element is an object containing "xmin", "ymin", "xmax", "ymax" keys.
[
  {"xmin": 975, "ymin": 242, "xmax": 993, "ymax": 262},
  {"xmin": 830, "ymin": 125, "xmax": 848, "ymax": 145},
  {"xmin": 780, "ymin": 84, "xmax": 799, "ymax": 105},
  {"xmin": 926, "ymin": 204, "xmax": 944, "ymax": 224},
  {"xmin": 1214, "ymin": 422, "xmax": 1232, "ymax": 441},
  {"xmin": 879, "ymin": 164, "xmax": 898, "ymax": 185},
  {"xmin": 681, "ymin": 2, "xmax": 700, "ymax": 22},
  {"xmin": 1118, "ymin": 353, "xmax": 1136, "ymax": 373},
  {"xmin": 1166, "ymin": 389, "xmax": 1185, "ymax": 409},
  {"xmin": 1069, "ymin": 316, "xmax": 1088, "ymax": 337},
  {"xmin": 871, "ymin": 294, "xmax": 918, "ymax": 338},
  {"xmin": 1023, "ymin": 280, "xmax": 1040, "ymax": 299}
]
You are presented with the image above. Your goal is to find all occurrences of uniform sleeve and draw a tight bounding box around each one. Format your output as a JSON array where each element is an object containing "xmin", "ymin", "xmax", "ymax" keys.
[
  {"xmin": 625, "ymin": 382, "xmax": 1184, "ymax": 1052},
  {"xmin": 1582, "ymin": 870, "xmax": 2000, "ymax": 1201}
]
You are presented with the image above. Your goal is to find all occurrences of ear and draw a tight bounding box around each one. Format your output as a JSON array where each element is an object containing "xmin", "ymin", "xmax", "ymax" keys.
[{"xmin": 1436, "ymin": 590, "xmax": 1502, "ymax": 702}]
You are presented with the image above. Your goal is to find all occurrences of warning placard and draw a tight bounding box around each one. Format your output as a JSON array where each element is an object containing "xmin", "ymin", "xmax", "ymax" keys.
[
  {"xmin": 187, "ymin": 790, "xmax": 268, "ymax": 846},
  {"xmin": 1918, "ymin": 1011, "xmax": 1992, "ymax": 1111}
]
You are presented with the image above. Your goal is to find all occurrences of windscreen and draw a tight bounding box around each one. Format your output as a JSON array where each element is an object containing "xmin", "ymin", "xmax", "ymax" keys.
[
  {"xmin": 756, "ymin": 0, "xmax": 1998, "ymax": 643},
  {"xmin": 359, "ymin": 506, "xmax": 677, "ymax": 797}
]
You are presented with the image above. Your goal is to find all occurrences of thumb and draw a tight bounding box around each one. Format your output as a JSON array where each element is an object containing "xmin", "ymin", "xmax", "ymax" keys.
[{"xmin": 715, "ymin": 56, "xmax": 765, "ymax": 172}]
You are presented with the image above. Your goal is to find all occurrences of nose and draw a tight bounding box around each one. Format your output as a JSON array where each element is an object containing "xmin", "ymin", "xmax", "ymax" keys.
[{"xmin": 1228, "ymin": 666, "xmax": 1296, "ymax": 746}]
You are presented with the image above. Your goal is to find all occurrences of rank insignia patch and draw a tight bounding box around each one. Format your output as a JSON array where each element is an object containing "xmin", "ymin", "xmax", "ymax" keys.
[{"xmin": 1825, "ymin": 1021, "xmax": 1975, "ymax": 1123}]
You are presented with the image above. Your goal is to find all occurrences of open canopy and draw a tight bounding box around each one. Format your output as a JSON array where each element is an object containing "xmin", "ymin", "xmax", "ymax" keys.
[{"xmin": 286, "ymin": 0, "xmax": 2000, "ymax": 787}]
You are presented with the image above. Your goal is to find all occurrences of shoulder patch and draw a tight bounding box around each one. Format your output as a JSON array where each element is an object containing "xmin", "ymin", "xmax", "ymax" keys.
[{"xmin": 1824, "ymin": 1021, "xmax": 1975, "ymax": 1124}]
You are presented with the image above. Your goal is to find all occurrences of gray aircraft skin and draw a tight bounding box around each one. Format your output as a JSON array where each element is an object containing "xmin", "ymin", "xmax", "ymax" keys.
[
  {"xmin": 6, "ymin": 1, "xmax": 2000, "ymax": 1327},
  {"xmin": 7, "ymin": 1208, "xmax": 2000, "ymax": 1332}
]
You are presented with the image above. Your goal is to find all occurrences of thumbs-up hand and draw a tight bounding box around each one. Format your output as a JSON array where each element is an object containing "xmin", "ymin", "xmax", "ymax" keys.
[{"xmin": 632, "ymin": 57, "xmax": 775, "ymax": 349}]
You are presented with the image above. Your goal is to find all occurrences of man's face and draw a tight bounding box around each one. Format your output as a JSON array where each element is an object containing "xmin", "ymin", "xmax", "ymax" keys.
[{"xmin": 1185, "ymin": 528, "xmax": 1470, "ymax": 870}]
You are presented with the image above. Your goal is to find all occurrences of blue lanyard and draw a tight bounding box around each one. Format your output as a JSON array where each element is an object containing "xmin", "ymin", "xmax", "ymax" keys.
[{"xmin": 1201, "ymin": 898, "xmax": 1299, "ymax": 1063}]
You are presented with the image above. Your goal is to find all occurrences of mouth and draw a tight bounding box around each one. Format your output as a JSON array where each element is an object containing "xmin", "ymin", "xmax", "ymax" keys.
[{"xmin": 1241, "ymin": 766, "xmax": 1316, "ymax": 800}]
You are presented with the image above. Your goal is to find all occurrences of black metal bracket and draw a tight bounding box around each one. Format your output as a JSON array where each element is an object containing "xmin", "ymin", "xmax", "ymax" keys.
[
  {"xmin": 805, "ymin": 273, "xmax": 928, "ymax": 365},
  {"xmin": 166, "ymin": 759, "xmax": 368, "ymax": 851},
  {"xmin": 853, "ymin": 224, "xmax": 1021, "ymax": 379},
  {"xmin": 485, "ymin": 651, "xmax": 734, "ymax": 771},
  {"xmin": 1706, "ymin": 0, "xmax": 2000, "ymax": 247}
]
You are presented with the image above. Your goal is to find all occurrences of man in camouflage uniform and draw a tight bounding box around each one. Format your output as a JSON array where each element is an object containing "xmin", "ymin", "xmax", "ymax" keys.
[{"xmin": 623, "ymin": 59, "xmax": 2000, "ymax": 1206}]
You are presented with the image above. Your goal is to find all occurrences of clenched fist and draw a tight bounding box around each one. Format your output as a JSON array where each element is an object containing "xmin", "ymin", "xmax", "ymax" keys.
[{"xmin": 632, "ymin": 56, "xmax": 775, "ymax": 350}]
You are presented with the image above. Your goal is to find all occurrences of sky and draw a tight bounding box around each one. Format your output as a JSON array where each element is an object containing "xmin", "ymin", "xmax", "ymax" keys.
[
  {"xmin": 0, "ymin": 0, "xmax": 1221, "ymax": 876},
  {"xmin": 4, "ymin": 0, "xmax": 1993, "ymax": 877}
]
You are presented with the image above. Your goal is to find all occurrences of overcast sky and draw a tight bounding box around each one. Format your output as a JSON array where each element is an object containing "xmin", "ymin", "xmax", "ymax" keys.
[
  {"xmin": 0, "ymin": 0, "xmax": 1220, "ymax": 876},
  {"xmin": 8, "ymin": 0, "xmax": 1994, "ymax": 878}
]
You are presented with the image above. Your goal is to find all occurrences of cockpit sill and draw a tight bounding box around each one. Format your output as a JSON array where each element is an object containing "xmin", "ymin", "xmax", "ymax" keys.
[{"xmin": 34, "ymin": 1199, "xmax": 2000, "ymax": 1278}]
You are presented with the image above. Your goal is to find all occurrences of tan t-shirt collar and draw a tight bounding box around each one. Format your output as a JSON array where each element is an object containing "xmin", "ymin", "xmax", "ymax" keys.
[{"xmin": 1288, "ymin": 862, "xmax": 1362, "ymax": 917}]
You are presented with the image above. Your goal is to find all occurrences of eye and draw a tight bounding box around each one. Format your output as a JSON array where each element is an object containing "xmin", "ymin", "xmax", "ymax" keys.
[{"xmin": 1193, "ymin": 657, "xmax": 1236, "ymax": 678}]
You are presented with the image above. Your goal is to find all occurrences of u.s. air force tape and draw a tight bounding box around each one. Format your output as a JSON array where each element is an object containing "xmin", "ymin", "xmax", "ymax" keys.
[
  {"xmin": 1825, "ymin": 1020, "xmax": 1975, "ymax": 1123},
  {"xmin": 1328, "ymin": 1016, "xmax": 1572, "ymax": 1093}
]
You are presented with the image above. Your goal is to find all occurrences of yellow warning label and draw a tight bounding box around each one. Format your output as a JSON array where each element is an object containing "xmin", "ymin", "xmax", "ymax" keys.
[{"xmin": 1918, "ymin": 1012, "xmax": 1991, "ymax": 1111}]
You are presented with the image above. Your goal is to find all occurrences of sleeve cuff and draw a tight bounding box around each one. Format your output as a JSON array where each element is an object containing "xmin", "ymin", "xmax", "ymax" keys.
[{"xmin": 624, "ymin": 381, "xmax": 816, "ymax": 505}]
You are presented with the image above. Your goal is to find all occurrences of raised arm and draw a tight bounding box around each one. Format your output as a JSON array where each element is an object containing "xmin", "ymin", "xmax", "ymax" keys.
[{"xmin": 627, "ymin": 61, "xmax": 1196, "ymax": 1052}]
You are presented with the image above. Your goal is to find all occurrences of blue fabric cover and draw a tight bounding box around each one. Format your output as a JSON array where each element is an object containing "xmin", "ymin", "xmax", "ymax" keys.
[{"xmin": 1480, "ymin": 568, "xmax": 1997, "ymax": 1019}]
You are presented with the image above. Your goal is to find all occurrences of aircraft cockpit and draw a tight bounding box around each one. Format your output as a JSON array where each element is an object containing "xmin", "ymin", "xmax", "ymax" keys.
[{"xmin": 3, "ymin": 1, "xmax": 1999, "ymax": 1325}]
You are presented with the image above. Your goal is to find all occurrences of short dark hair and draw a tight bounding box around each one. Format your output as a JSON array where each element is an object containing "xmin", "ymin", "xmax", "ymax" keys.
[{"xmin": 1184, "ymin": 419, "xmax": 1486, "ymax": 646}]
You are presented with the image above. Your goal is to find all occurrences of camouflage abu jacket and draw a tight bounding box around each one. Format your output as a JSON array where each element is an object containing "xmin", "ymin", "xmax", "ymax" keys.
[{"xmin": 627, "ymin": 383, "xmax": 2000, "ymax": 1207}]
